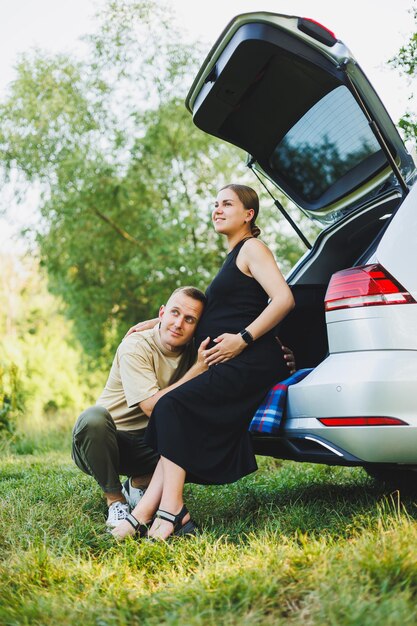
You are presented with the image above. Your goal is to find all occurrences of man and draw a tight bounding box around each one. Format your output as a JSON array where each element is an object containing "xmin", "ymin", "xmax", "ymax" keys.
[{"xmin": 72, "ymin": 286, "xmax": 208, "ymax": 528}]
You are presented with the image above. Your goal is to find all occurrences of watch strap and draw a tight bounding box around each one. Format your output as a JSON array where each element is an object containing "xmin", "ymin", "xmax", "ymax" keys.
[{"xmin": 239, "ymin": 329, "xmax": 254, "ymax": 345}]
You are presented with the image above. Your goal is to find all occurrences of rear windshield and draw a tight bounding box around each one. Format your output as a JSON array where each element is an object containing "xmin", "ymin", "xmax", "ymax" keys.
[{"xmin": 269, "ymin": 86, "xmax": 381, "ymax": 203}]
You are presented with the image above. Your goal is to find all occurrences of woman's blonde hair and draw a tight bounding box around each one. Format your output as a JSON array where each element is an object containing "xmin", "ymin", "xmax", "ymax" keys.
[{"xmin": 219, "ymin": 184, "xmax": 261, "ymax": 238}]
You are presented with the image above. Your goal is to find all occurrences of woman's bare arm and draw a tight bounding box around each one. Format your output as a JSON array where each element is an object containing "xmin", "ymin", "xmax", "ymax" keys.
[{"xmin": 242, "ymin": 239, "xmax": 294, "ymax": 339}]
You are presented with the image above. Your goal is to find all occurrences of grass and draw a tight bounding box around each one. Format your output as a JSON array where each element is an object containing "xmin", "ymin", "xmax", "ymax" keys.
[{"xmin": 1, "ymin": 428, "xmax": 417, "ymax": 625}]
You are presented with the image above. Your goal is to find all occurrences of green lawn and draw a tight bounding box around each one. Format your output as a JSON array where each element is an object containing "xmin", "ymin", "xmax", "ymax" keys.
[{"xmin": 1, "ymin": 432, "xmax": 417, "ymax": 625}]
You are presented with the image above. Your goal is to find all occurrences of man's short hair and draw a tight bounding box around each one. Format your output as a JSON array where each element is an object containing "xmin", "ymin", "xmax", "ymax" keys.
[{"xmin": 170, "ymin": 286, "xmax": 207, "ymax": 306}]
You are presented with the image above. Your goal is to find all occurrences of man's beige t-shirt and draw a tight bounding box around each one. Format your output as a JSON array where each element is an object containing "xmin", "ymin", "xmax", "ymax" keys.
[{"xmin": 96, "ymin": 326, "xmax": 195, "ymax": 431}]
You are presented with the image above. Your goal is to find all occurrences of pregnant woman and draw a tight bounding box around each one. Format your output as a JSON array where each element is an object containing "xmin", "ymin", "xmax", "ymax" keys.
[{"xmin": 113, "ymin": 183, "xmax": 294, "ymax": 540}]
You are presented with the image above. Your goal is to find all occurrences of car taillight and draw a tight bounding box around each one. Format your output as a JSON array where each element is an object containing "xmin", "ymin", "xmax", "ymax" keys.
[
  {"xmin": 297, "ymin": 18, "xmax": 337, "ymax": 46},
  {"xmin": 319, "ymin": 417, "xmax": 408, "ymax": 426},
  {"xmin": 325, "ymin": 264, "xmax": 415, "ymax": 312}
]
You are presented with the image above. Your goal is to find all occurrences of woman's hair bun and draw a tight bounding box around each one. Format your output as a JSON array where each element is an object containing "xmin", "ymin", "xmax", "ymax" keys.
[{"xmin": 251, "ymin": 224, "xmax": 261, "ymax": 238}]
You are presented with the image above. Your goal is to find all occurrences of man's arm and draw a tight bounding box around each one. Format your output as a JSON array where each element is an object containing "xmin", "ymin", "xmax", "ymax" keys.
[
  {"xmin": 274, "ymin": 336, "xmax": 296, "ymax": 374},
  {"xmin": 124, "ymin": 318, "xmax": 159, "ymax": 338},
  {"xmin": 281, "ymin": 343, "xmax": 297, "ymax": 374},
  {"xmin": 139, "ymin": 337, "xmax": 210, "ymax": 417}
]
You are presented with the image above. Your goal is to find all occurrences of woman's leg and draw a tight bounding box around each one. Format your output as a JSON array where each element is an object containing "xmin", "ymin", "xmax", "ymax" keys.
[
  {"xmin": 112, "ymin": 456, "xmax": 190, "ymax": 540},
  {"xmin": 111, "ymin": 459, "xmax": 164, "ymax": 539},
  {"xmin": 148, "ymin": 456, "xmax": 189, "ymax": 540}
]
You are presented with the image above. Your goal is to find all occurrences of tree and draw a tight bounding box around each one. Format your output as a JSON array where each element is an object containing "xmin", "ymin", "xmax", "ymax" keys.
[
  {"xmin": 0, "ymin": 0, "xmax": 307, "ymax": 357},
  {"xmin": 389, "ymin": 4, "xmax": 417, "ymax": 145},
  {"xmin": 0, "ymin": 1, "xmax": 244, "ymax": 355}
]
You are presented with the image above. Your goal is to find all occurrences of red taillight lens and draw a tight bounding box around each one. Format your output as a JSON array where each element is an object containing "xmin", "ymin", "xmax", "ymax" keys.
[
  {"xmin": 298, "ymin": 18, "xmax": 337, "ymax": 46},
  {"xmin": 325, "ymin": 264, "xmax": 415, "ymax": 311},
  {"xmin": 319, "ymin": 417, "xmax": 408, "ymax": 426}
]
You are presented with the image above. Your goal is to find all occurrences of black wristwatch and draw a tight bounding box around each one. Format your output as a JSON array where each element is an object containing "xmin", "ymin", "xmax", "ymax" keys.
[{"xmin": 239, "ymin": 329, "xmax": 254, "ymax": 345}]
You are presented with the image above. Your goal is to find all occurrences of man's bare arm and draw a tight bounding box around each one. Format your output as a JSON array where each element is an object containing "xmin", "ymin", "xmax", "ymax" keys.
[{"xmin": 124, "ymin": 318, "xmax": 159, "ymax": 338}]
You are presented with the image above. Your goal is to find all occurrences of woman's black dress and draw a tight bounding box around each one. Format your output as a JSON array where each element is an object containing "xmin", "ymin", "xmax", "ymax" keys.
[{"xmin": 144, "ymin": 239, "xmax": 288, "ymax": 484}]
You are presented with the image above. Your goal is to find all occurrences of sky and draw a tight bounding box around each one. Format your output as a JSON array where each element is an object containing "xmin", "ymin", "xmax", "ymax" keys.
[{"xmin": 1, "ymin": 0, "xmax": 416, "ymax": 249}]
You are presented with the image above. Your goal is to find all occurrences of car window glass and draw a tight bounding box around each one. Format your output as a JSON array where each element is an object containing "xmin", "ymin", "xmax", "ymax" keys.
[{"xmin": 269, "ymin": 86, "xmax": 381, "ymax": 204}]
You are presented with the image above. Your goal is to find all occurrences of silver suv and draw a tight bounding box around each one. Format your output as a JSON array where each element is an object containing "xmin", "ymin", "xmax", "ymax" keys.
[{"xmin": 186, "ymin": 12, "xmax": 417, "ymax": 484}]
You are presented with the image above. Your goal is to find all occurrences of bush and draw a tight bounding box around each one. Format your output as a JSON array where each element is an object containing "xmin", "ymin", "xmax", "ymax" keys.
[
  {"xmin": 0, "ymin": 253, "xmax": 104, "ymax": 439},
  {"xmin": 0, "ymin": 361, "xmax": 23, "ymax": 432}
]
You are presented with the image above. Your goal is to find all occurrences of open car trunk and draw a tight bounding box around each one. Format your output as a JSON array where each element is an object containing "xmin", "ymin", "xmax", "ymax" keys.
[
  {"xmin": 276, "ymin": 191, "xmax": 404, "ymax": 370},
  {"xmin": 186, "ymin": 12, "xmax": 416, "ymax": 464}
]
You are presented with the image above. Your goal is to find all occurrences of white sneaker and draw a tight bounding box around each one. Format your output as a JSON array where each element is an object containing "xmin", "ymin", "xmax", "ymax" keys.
[
  {"xmin": 121, "ymin": 477, "xmax": 146, "ymax": 509},
  {"xmin": 106, "ymin": 501, "xmax": 130, "ymax": 528}
]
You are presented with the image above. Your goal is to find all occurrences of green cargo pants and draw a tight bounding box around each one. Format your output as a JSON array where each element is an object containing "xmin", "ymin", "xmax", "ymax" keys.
[{"xmin": 72, "ymin": 405, "xmax": 159, "ymax": 493}]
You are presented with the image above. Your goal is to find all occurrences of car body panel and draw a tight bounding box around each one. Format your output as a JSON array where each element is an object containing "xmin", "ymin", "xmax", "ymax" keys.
[
  {"xmin": 326, "ymin": 305, "xmax": 417, "ymax": 352},
  {"xmin": 376, "ymin": 182, "xmax": 417, "ymax": 298}
]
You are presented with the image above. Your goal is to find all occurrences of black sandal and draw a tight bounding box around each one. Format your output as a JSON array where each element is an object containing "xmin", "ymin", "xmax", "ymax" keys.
[
  {"xmin": 124, "ymin": 513, "xmax": 151, "ymax": 538},
  {"xmin": 154, "ymin": 505, "xmax": 197, "ymax": 537}
]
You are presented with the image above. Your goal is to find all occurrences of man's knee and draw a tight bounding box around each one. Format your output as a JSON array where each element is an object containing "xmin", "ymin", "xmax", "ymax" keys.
[{"xmin": 73, "ymin": 405, "xmax": 114, "ymax": 442}]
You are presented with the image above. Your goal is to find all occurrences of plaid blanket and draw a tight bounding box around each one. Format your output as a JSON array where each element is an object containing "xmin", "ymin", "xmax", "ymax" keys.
[{"xmin": 249, "ymin": 368, "xmax": 313, "ymax": 435}]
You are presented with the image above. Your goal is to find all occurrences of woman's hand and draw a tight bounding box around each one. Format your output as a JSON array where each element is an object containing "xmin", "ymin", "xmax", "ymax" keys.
[
  {"xmin": 124, "ymin": 318, "xmax": 159, "ymax": 338},
  {"xmin": 203, "ymin": 333, "xmax": 246, "ymax": 366}
]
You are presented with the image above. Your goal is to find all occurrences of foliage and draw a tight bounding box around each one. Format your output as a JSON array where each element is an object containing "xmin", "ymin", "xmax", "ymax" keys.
[
  {"xmin": 0, "ymin": 253, "xmax": 101, "ymax": 434},
  {"xmin": 0, "ymin": 0, "xmax": 306, "ymax": 357},
  {"xmin": 0, "ymin": 361, "xmax": 22, "ymax": 432},
  {"xmin": 389, "ymin": 4, "xmax": 417, "ymax": 144},
  {"xmin": 1, "ymin": 449, "xmax": 417, "ymax": 625}
]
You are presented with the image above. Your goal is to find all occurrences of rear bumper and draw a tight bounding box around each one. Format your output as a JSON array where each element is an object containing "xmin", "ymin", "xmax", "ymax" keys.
[
  {"xmin": 281, "ymin": 350, "xmax": 417, "ymax": 464},
  {"xmin": 251, "ymin": 432, "xmax": 363, "ymax": 466}
]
